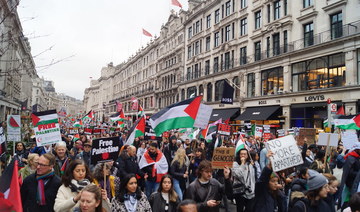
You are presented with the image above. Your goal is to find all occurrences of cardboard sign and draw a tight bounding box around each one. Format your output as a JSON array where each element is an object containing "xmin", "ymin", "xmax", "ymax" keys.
[
  {"xmin": 91, "ymin": 136, "xmax": 121, "ymax": 165},
  {"xmin": 265, "ymin": 135, "xmax": 303, "ymax": 172},
  {"xmin": 298, "ymin": 128, "xmax": 316, "ymax": 144},
  {"xmin": 69, "ymin": 128, "xmax": 79, "ymax": 135},
  {"xmin": 211, "ymin": 147, "xmax": 235, "ymax": 169},
  {"xmin": 32, "ymin": 110, "xmax": 62, "ymax": 146},
  {"xmin": 318, "ymin": 133, "xmax": 339, "ymax": 147},
  {"xmin": 255, "ymin": 126, "xmax": 263, "ymax": 138},
  {"xmin": 217, "ymin": 123, "xmax": 231, "ymax": 135},
  {"xmin": 341, "ymin": 131, "xmax": 359, "ymax": 150},
  {"xmin": 7, "ymin": 115, "xmax": 21, "ymax": 141}
]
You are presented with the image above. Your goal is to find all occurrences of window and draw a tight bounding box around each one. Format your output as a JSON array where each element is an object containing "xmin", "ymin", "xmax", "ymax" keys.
[
  {"xmin": 284, "ymin": 0, "xmax": 287, "ymax": 16},
  {"xmin": 215, "ymin": 9, "xmax": 220, "ymax": 24},
  {"xmin": 181, "ymin": 89, "xmax": 185, "ymax": 100},
  {"xmin": 274, "ymin": 1, "xmax": 280, "ymax": 20},
  {"xmin": 186, "ymin": 67, "xmax": 191, "ymax": 80},
  {"xmin": 303, "ymin": 0, "xmax": 313, "ymax": 8},
  {"xmin": 273, "ymin": 33, "xmax": 280, "ymax": 56},
  {"xmin": 206, "ymin": 15, "xmax": 211, "ymax": 28},
  {"xmin": 233, "ymin": 76, "xmax": 240, "ymax": 99},
  {"xmin": 262, "ymin": 67, "xmax": 284, "ymax": 95},
  {"xmin": 214, "ymin": 57, "xmax": 219, "ymax": 73},
  {"xmin": 194, "ymin": 64, "xmax": 199, "ymax": 78},
  {"xmin": 207, "ymin": 83, "xmax": 213, "ymax": 102},
  {"xmin": 254, "ymin": 41, "xmax": 261, "ymax": 61},
  {"xmin": 214, "ymin": 31, "xmax": 220, "ymax": 47},
  {"xmin": 205, "ymin": 60, "xmax": 210, "ymax": 75},
  {"xmin": 267, "ymin": 5, "xmax": 271, "ymax": 23},
  {"xmin": 240, "ymin": 18, "xmax": 247, "ymax": 36},
  {"xmin": 241, "ymin": 0, "xmax": 247, "ymax": 9},
  {"xmin": 240, "ymin": 47, "xmax": 247, "ymax": 65},
  {"xmin": 304, "ymin": 22, "xmax": 314, "ymax": 47},
  {"xmin": 292, "ymin": 53, "xmax": 346, "ymax": 91},
  {"xmin": 195, "ymin": 41, "xmax": 200, "ymax": 55},
  {"xmin": 331, "ymin": 12, "xmax": 342, "ymax": 39},
  {"xmin": 215, "ymin": 80, "xmax": 224, "ymax": 101},
  {"xmin": 187, "ymin": 86, "xmax": 197, "ymax": 98},
  {"xmin": 188, "ymin": 26, "xmax": 192, "ymax": 39},
  {"xmin": 187, "ymin": 46, "xmax": 192, "ymax": 59},
  {"xmin": 225, "ymin": 1, "xmax": 231, "ymax": 16},
  {"xmin": 224, "ymin": 52, "xmax": 231, "ymax": 70},
  {"xmin": 283, "ymin": 30, "xmax": 288, "ymax": 53},
  {"xmin": 206, "ymin": 36, "xmax": 211, "ymax": 51},
  {"xmin": 195, "ymin": 21, "xmax": 200, "ymax": 34},
  {"xmin": 255, "ymin": 11, "xmax": 261, "ymax": 29},
  {"xmin": 247, "ymin": 73, "xmax": 255, "ymax": 97},
  {"xmin": 199, "ymin": 85, "xmax": 204, "ymax": 96},
  {"xmin": 225, "ymin": 25, "xmax": 231, "ymax": 41},
  {"xmin": 266, "ymin": 37, "xmax": 270, "ymax": 58}
]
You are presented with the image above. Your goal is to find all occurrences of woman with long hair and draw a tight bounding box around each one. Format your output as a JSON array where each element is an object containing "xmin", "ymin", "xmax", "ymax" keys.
[
  {"xmin": 93, "ymin": 162, "xmax": 120, "ymax": 200},
  {"xmin": 18, "ymin": 153, "xmax": 39, "ymax": 181},
  {"xmin": 189, "ymin": 148, "xmax": 205, "ymax": 183},
  {"xmin": 170, "ymin": 149, "xmax": 189, "ymax": 200},
  {"xmin": 74, "ymin": 184, "xmax": 105, "ymax": 212},
  {"xmin": 111, "ymin": 174, "xmax": 151, "ymax": 212},
  {"xmin": 323, "ymin": 173, "xmax": 339, "ymax": 212},
  {"xmin": 14, "ymin": 142, "xmax": 29, "ymax": 168},
  {"xmin": 310, "ymin": 150, "xmax": 331, "ymax": 173},
  {"xmin": 149, "ymin": 175, "xmax": 180, "ymax": 212},
  {"xmin": 54, "ymin": 159, "xmax": 94, "ymax": 212}
]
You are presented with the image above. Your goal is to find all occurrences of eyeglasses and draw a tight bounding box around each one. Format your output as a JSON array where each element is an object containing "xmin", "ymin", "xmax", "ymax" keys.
[{"xmin": 37, "ymin": 163, "xmax": 50, "ymax": 167}]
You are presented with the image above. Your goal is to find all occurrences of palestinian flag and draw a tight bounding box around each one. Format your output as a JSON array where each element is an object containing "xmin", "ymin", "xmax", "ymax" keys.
[
  {"xmin": 31, "ymin": 110, "xmax": 59, "ymax": 127},
  {"xmin": 0, "ymin": 159, "xmax": 22, "ymax": 212},
  {"xmin": 334, "ymin": 115, "xmax": 360, "ymax": 130},
  {"xmin": 60, "ymin": 158, "xmax": 69, "ymax": 176},
  {"xmin": 110, "ymin": 109, "xmax": 125, "ymax": 122},
  {"xmin": 117, "ymin": 121, "xmax": 125, "ymax": 128},
  {"xmin": 150, "ymin": 96, "xmax": 202, "ymax": 136},
  {"xmin": 137, "ymin": 105, "xmax": 144, "ymax": 118},
  {"xmin": 235, "ymin": 134, "xmax": 246, "ymax": 155},
  {"xmin": 125, "ymin": 116, "xmax": 145, "ymax": 145},
  {"xmin": 139, "ymin": 148, "xmax": 168, "ymax": 183},
  {"xmin": 82, "ymin": 110, "xmax": 94, "ymax": 121},
  {"xmin": 73, "ymin": 120, "xmax": 83, "ymax": 128}
]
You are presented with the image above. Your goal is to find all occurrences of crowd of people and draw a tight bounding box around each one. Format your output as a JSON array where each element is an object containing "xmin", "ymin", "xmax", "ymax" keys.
[{"xmin": 2, "ymin": 126, "xmax": 360, "ymax": 212}]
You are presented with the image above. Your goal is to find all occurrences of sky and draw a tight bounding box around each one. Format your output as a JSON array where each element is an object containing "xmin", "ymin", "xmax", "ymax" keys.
[{"xmin": 17, "ymin": 0, "xmax": 188, "ymax": 100}]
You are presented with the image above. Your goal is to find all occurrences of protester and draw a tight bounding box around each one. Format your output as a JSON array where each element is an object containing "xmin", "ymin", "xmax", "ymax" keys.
[
  {"xmin": 31, "ymin": 144, "xmax": 52, "ymax": 156},
  {"xmin": 18, "ymin": 153, "xmax": 39, "ymax": 181},
  {"xmin": 13, "ymin": 142, "xmax": 29, "ymax": 168},
  {"xmin": 164, "ymin": 136, "xmax": 179, "ymax": 168},
  {"xmin": 177, "ymin": 199, "xmax": 198, "ymax": 212},
  {"xmin": 137, "ymin": 141, "xmax": 147, "ymax": 162},
  {"xmin": 323, "ymin": 173, "xmax": 339, "ymax": 212},
  {"xmin": 290, "ymin": 167, "xmax": 309, "ymax": 194},
  {"xmin": 149, "ymin": 174, "xmax": 180, "ymax": 212},
  {"xmin": 76, "ymin": 141, "xmax": 93, "ymax": 171},
  {"xmin": 54, "ymin": 159, "xmax": 93, "ymax": 212},
  {"xmin": 74, "ymin": 184, "xmax": 102, "ymax": 212},
  {"xmin": 343, "ymin": 192, "xmax": 360, "ymax": 212},
  {"xmin": 185, "ymin": 160, "xmax": 231, "ymax": 212},
  {"xmin": 259, "ymin": 147, "xmax": 269, "ymax": 170},
  {"xmin": 140, "ymin": 142, "xmax": 168, "ymax": 198},
  {"xmin": 53, "ymin": 141, "xmax": 71, "ymax": 177},
  {"xmin": 170, "ymin": 148, "xmax": 189, "ymax": 200},
  {"xmin": 303, "ymin": 149, "xmax": 314, "ymax": 168},
  {"xmin": 111, "ymin": 173, "xmax": 152, "ymax": 211},
  {"xmin": 21, "ymin": 153, "xmax": 61, "ymax": 212},
  {"xmin": 93, "ymin": 162, "xmax": 120, "ymax": 200},
  {"xmin": 250, "ymin": 151, "xmax": 261, "ymax": 181},
  {"xmin": 310, "ymin": 150, "xmax": 331, "ymax": 173},
  {"xmin": 253, "ymin": 150, "xmax": 286, "ymax": 212},
  {"xmin": 188, "ymin": 148, "xmax": 205, "ymax": 183}
]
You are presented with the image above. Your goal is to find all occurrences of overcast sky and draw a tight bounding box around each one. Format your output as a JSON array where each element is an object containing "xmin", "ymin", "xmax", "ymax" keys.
[{"xmin": 18, "ymin": 0, "xmax": 188, "ymax": 100}]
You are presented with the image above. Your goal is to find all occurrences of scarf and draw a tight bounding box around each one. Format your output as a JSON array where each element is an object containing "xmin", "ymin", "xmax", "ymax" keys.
[
  {"xmin": 36, "ymin": 171, "xmax": 55, "ymax": 205},
  {"xmin": 344, "ymin": 151, "xmax": 360, "ymax": 160},
  {"xmin": 60, "ymin": 158, "xmax": 69, "ymax": 175},
  {"xmin": 138, "ymin": 149, "xmax": 168, "ymax": 183},
  {"xmin": 124, "ymin": 193, "xmax": 138, "ymax": 212}
]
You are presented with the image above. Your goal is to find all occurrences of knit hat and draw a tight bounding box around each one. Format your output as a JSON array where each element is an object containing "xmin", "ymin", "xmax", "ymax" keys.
[{"xmin": 307, "ymin": 170, "xmax": 328, "ymax": 191}]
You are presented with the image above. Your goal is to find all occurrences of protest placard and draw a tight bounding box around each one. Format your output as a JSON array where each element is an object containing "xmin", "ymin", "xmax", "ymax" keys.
[
  {"xmin": 318, "ymin": 133, "xmax": 339, "ymax": 147},
  {"xmin": 255, "ymin": 126, "xmax": 263, "ymax": 138},
  {"xmin": 7, "ymin": 115, "xmax": 21, "ymax": 142},
  {"xmin": 342, "ymin": 131, "xmax": 359, "ymax": 150},
  {"xmin": 93, "ymin": 128, "xmax": 101, "ymax": 135},
  {"xmin": 277, "ymin": 129, "xmax": 285, "ymax": 137},
  {"xmin": 211, "ymin": 147, "xmax": 235, "ymax": 169},
  {"xmin": 69, "ymin": 128, "xmax": 79, "ymax": 135},
  {"xmin": 265, "ymin": 135, "xmax": 303, "ymax": 172},
  {"xmin": 298, "ymin": 128, "xmax": 316, "ymax": 144},
  {"xmin": 32, "ymin": 110, "xmax": 62, "ymax": 146},
  {"xmin": 91, "ymin": 136, "xmax": 121, "ymax": 165},
  {"xmin": 84, "ymin": 128, "xmax": 93, "ymax": 134},
  {"xmin": 193, "ymin": 104, "xmax": 213, "ymax": 129},
  {"xmin": 217, "ymin": 123, "xmax": 231, "ymax": 135}
]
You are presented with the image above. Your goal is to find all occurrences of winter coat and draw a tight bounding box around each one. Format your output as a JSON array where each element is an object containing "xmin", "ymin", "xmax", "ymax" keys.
[
  {"xmin": 290, "ymin": 196, "xmax": 331, "ymax": 212},
  {"xmin": 339, "ymin": 153, "xmax": 360, "ymax": 208},
  {"xmin": 185, "ymin": 178, "xmax": 232, "ymax": 212},
  {"xmin": 117, "ymin": 154, "xmax": 144, "ymax": 179},
  {"xmin": 21, "ymin": 173, "xmax": 61, "ymax": 212},
  {"xmin": 111, "ymin": 192, "xmax": 152, "ymax": 212},
  {"xmin": 231, "ymin": 161, "xmax": 256, "ymax": 199},
  {"xmin": 253, "ymin": 166, "xmax": 286, "ymax": 212},
  {"xmin": 170, "ymin": 160, "xmax": 187, "ymax": 183},
  {"xmin": 18, "ymin": 165, "xmax": 36, "ymax": 181},
  {"xmin": 148, "ymin": 192, "xmax": 179, "ymax": 212},
  {"xmin": 54, "ymin": 184, "xmax": 79, "ymax": 212},
  {"xmin": 290, "ymin": 178, "xmax": 307, "ymax": 193}
]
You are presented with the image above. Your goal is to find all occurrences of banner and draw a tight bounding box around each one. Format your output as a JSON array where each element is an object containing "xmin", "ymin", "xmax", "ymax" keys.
[
  {"xmin": 93, "ymin": 128, "xmax": 101, "ymax": 135},
  {"xmin": 7, "ymin": 115, "xmax": 21, "ymax": 142},
  {"xmin": 211, "ymin": 147, "xmax": 235, "ymax": 169},
  {"xmin": 144, "ymin": 120, "xmax": 162, "ymax": 141},
  {"xmin": 91, "ymin": 136, "xmax": 121, "ymax": 165},
  {"xmin": 217, "ymin": 123, "xmax": 231, "ymax": 135},
  {"xmin": 265, "ymin": 135, "xmax": 303, "ymax": 172},
  {"xmin": 32, "ymin": 110, "xmax": 62, "ymax": 146},
  {"xmin": 84, "ymin": 128, "xmax": 93, "ymax": 135},
  {"xmin": 69, "ymin": 128, "xmax": 79, "ymax": 135},
  {"xmin": 221, "ymin": 80, "xmax": 234, "ymax": 104}
]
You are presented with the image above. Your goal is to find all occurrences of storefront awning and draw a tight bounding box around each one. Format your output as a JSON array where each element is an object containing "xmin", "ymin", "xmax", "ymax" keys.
[
  {"xmin": 236, "ymin": 106, "xmax": 281, "ymax": 121},
  {"xmin": 210, "ymin": 108, "xmax": 240, "ymax": 122}
]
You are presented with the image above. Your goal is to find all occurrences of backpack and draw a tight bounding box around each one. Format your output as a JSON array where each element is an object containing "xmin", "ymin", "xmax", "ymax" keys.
[{"xmin": 336, "ymin": 154, "xmax": 345, "ymax": 169}]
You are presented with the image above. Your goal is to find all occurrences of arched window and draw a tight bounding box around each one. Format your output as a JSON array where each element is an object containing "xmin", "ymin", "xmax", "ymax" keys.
[
  {"xmin": 232, "ymin": 76, "xmax": 240, "ymax": 99},
  {"xmin": 207, "ymin": 83, "xmax": 213, "ymax": 102},
  {"xmin": 215, "ymin": 80, "xmax": 224, "ymax": 101},
  {"xmin": 199, "ymin": 85, "xmax": 204, "ymax": 96},
  {"xmin": 181, "ymin": 89, "xmax": 185, "ymax": 101},
  {"xmin": 187, "ymin": 86, "xmax": 197, "ymax": 98}
]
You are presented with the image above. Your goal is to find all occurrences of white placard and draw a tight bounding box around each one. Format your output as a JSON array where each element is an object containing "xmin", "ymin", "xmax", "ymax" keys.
[
  {"xmin": 193, "ymin": 103, "xmax": 213, "ymax": 129},
  {"xmin": 342, "ymin": 132, "xmax": 359, "ymax": 150},
  {"xmin": 255, "ymin": 126, "xmax": 263, "ymax": 138},
  {"xmin": 265, "ymin": 135, "xmax": 304, "ymax": 172},
  {"xmin": 7, "ymin": 115, "xmax": 21, "ymax": 141},
  {"xmin": 318, "ymin": 133, "xmax": 339, "ymax": 147}
]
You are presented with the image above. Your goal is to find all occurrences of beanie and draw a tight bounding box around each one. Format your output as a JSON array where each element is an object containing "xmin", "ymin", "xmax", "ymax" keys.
[{"xmin": 307, "ymin": 170, "xmax": 328, "ymax": 191}]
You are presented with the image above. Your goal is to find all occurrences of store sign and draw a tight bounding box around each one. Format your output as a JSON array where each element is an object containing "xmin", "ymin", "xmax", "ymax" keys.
[{"xmin": 304, "ymin": 94, "xmax": 325, "ymax": 102}]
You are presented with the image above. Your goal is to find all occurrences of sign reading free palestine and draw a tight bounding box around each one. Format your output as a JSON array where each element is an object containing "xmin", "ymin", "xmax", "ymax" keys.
[{"xmin": 32, "ymin": 110, "xmax": 62, "ymax": 147}]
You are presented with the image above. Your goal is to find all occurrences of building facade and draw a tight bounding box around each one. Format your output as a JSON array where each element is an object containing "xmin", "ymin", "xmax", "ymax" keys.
[{"xmin": 84, "ymin": 0, "xmax": 360, "ymax": 131}]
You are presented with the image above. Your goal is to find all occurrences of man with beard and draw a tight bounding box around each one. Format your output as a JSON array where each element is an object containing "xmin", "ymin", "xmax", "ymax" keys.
[{"xmin": 21, "ymin": 153, "xmax": 61, "ymax": 212}]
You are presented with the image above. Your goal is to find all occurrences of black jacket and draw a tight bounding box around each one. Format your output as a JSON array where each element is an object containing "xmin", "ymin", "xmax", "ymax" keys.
[
  {"xmin": 141, "ymin": 152, "xmax": 158, "ymax": 182},
  {"xmin": 170, "ymin": 161, "xmax": 187, "ymax": 182},
  {"xmin": 253, "ymin": 166, "xmax": 286, "ymax": 212},
  {"xmin": 290, "ymin": 198, "xmax": 331, "ymax": 212},
  {"xmin": 21, "ymin": 173, "xmax": 61, "ymax": 212},
  {"xmin": 339, "ymin": 154, "xmax": 360, "ymax": 208},
  {"xmin": 117, "ymin": 153, "xmax": 144, "ymax": 179},
  {"xmin": 290, "ymin": 178, "xmax": 307, "ymax": 193},
  {"xmin": 149, "ymin": 192, "xmax": 179, "ymax": 212}
]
